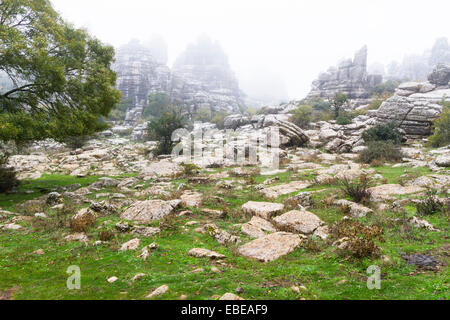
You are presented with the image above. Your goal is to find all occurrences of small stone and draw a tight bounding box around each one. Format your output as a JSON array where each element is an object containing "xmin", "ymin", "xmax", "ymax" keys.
[
  {"xmin": 188, "ymin": 248, "xmax": 226, "ymax": 259},
  {"xmin": 33, "ymin": 249, "xmax": 45, "ymax": 255},
  {"xmin": 211, "ymin": 267, "xmax": 220, "ymax": 273},
  {"xmin": 107, "ymin": 276, "xmax": 118, "ymax": 283},
  {"xmin": 120, "ymin": 238, "xmax": 140, "ymax": 251},
  {"xmin": 236, "ymin": 287, "xmax": 244, "ymax": 294},
  {"xmin": 219, "ymin": 293, "xmax": 244, "ymax": 300},
  {"xmin": 146, "ymin": 285, "xmax": 169, "ymax": 299},
  {"xmin": 132, "ymin": 273, "xmax": 146, "ymax": 281}
]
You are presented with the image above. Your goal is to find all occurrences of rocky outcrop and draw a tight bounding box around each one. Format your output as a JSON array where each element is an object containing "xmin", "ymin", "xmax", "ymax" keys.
[
  {"xmin": 224, "ymin": 114, "xmax": 309, "ymax": 148},
  {"xmin": 114, "ymin": 40, "xmax": 171, "ymax": 122},
  {"xmin": 170, "ymin": 36, "xmax": 244, "ymax": 114},
  {"xmin": 374, "ymin": 64, "xmax": 450, "ymax": 137},
  {"xmin": 114, "ymin": 36, "xmax": 245, "ymax": 123},
  {"xmin": 307, "ymin": 46, "xmax": 382, "ymax": 99}
]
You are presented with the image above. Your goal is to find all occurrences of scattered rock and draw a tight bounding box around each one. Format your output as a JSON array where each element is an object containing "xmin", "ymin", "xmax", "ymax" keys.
[
  {"xmin": 120, "ymin": 200, "xmax": 179, "ymax": 223},
  {"xmin": 242, "ymin": 201, "xmax": 284, "ymax": 220},
  {"xmin": 219, "ymin": 293, "xmax": 244, "ymax": 300},
  {"xmin": 107, "ymin": 276, "xmax": 119, "ymax": 283},
  {"xmin": 273, "ymin": 210, "xmax": 324, "ymax": 235},
  {"xmin": 260, "ymin": 181, "xmax": 311, "ymax": 199},
  {"xmin": 238, "ymin": 232, "xmax": 303, "ymax": 262},
  {"xmin": 334, "ymin": 199, "xmax": 373, "ymax": 217},
  {"xmin": 120, "ymin": 238, "xmax": 141, "ymax": 251},
  {"xmin": 188, "ymin": 248, "xmax": 225, "ymax": 259},
  {"xmin": 146, "ymin": 285, "xmax": 169, "ymax": 299}
]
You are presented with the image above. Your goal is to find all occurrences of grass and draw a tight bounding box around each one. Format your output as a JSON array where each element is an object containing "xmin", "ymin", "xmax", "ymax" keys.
[{"xmin": 0, "ymin": 166, "xmax": 448, "ymax": 300}]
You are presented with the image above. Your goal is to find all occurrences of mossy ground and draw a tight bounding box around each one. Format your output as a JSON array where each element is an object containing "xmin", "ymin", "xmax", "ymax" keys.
[{"xmin": 0, "ymin": 165, "xmax": 448, "ymax": 300}]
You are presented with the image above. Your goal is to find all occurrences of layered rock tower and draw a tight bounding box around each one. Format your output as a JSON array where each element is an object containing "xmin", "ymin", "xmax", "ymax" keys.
[
  {"xmin": 114, "ymin": 37, "xmax": 244, "ymax": 122},
  {"xmin": 307, "ymin": 46, "xmax": 382, "ymax": 99}
]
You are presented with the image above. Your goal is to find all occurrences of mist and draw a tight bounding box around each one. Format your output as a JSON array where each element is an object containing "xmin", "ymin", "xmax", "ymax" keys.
[{"xmin": 50, "ymin": 0, "xmax": 450, "ymax": 100}]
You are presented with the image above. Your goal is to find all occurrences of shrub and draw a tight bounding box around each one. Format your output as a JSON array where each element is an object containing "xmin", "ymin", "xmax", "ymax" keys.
[
  {"xmin": 415, "ymin": 190, "xmax": 446, "ymax": 216},
  {"xmin": 99, "ymin": 230, "xmax": 115, "ymax": 242},
  {"xmin": 428, "ymin": 100, "xmax": 450, "ymax": 148},
  {"xmin": 336, "ymin": 115, "xmax": 352, "ymax": 125},
  {"xmin": 359, "ymin": 141, "xmax": 403, "ymax": 164},
  {"xmin": 331, "ymin": 92, "xmax": 348, "ymax": 119},
  {"xmin": 146, "ymin": 108, "xmax": 186, "ymax": 156},
  {"xmin": 193, "ymin": 106, "xmax": 212, "ymax": 122},
  {"xmin": 338, "ymin": 174, "xmax": 373, "ymax": 204},
  {"xmin": 370, "ymin": 80, "xmax": 399, "ymax": 96},
  {"xmin": 362, "ymin": 122, "xmax": 403, "ymax": 145},
  {"xmin": 0, "ymin": 154, "xmax": 20, "ymax": 193},
  {"xmin": 181, "ymin": 163, "xmax": 200, "ymax": 176},
  {"xmin": 211, "ymin": 111, "xmax": 228, "ymax": 129},
  {"xmin": 330, "ymin": 220, "xmax": 384, "ymax": 258},
  {"xmin": 289, "ymin": 105, "xmax": 313, "ymax": 129}
]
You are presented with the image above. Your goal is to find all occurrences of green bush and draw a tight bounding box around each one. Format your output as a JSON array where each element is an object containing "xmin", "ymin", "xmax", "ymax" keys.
[
  {"xmin": 362, "ymin": 122, "xmax": 403, "ymax": 145},
  {"xmin": 336, "ymin": 115, "xmax": 352, "ymax": 125},
  {"xmin": 289, "ymin": 105, "xmax": 313, "ymax": 129},
  {"xmin": 211, "ymin": 112, "xmax": 228, "ymax": 130},
  {"xmin": 370, "ymin": 80, "xmax": 399, "ymax": 96},
  {"xmin": 359, "ymin": 141, "xmax": 403, "ymax": 164},
  {"xmin": 428, "ymin": 100, "xmax": 450, "ymax": 147},
  {"xmin": 147, "ymin": 108, "xmax": 186, "ymax": 156}
]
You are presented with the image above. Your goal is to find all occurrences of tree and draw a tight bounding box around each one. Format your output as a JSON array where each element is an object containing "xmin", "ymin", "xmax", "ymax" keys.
[
  {"xmin": 330, "ymin": 93, "xmax": 348, "ymax": 119},
  {"xmin": 0, "ymin": 0, "xmax": 121, "ymax": 144},
  {"xmin": 146, "ymin": 107, "xmax": 187, "ymax": 155}
]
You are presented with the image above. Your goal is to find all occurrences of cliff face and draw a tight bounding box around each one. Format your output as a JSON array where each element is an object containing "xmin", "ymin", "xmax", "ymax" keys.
[
  {"xmin": 170, "ymin": 36, "xmax": 244, "ymax": 114},
  {"xmin": 307, "ymin": 46, "xmax": 382, "ymax": 100},
  {"xmin": 114, "ymin": 37, "xmax": 244, "ymax": 122},
  {"xmin": 114, "ymin": 40, "xmax": 171, "ymax": 122}
]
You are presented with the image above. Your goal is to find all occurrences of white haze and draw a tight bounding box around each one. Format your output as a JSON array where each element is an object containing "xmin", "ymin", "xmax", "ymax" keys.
[{"xmin": 51, "ymin": 0, "xmax": 450, "ymax": 101}]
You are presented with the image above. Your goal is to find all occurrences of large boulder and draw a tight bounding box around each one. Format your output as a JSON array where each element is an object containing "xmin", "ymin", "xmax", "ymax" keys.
[
  {"xmin": 273, "ymin": 210, "xmax": 324, "ymax": 235},
  {"xmin": 242, "ymin": 201, "xmax": 284, "ymax": 220},
  {"xmin": 120, "ymin": 200, "xmax": 180, "ymax": 223},
  {"xmin": 237, "ymin": 232, "xmax": 303, "ymax": 262},
  {"xmin": 428, "ymin": 63, "xmax": 450, "ymax": 86},
  {"xmin": 139, "ymin": 160, "xmax": 182, "ymax": 179},
  {"xmin": 224, "ymin": 115, "xmax": 251, "ymax": 130}
]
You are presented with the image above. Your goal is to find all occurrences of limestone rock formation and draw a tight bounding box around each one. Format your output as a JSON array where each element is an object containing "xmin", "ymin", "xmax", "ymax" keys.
[
  {"xmin": 375, "ymin": 64, "xmax": 450, "ymax": 137},
  {"xmin": 307, "ymin": 46, "xmax": 382, "ymax": 99},
  {"xmin": 171, "ymin": 36, "xmax": 244, "ymax": 114},
  {"xmin": 114, "ymin": 40, "xmax": 171, "ymax": 122}
]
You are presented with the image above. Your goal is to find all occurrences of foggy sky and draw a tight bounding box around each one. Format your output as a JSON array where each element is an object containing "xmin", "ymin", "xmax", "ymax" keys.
[{"xmin": 50, "ymin": 0, "xmax": 450, "ymax": 100}]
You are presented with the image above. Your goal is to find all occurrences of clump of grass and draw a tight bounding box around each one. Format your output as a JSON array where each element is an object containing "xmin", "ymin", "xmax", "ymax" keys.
[
  {"xmin": 416, "ymin": 190, "xmax": 446, "ymax": 216},
  {"xmin": 99, "ymin": 230, "xmax": 115, "ymax": 242},
  {"xmin": 338, "ymin": 174, "xmax": 372, "ymax": 204}
]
